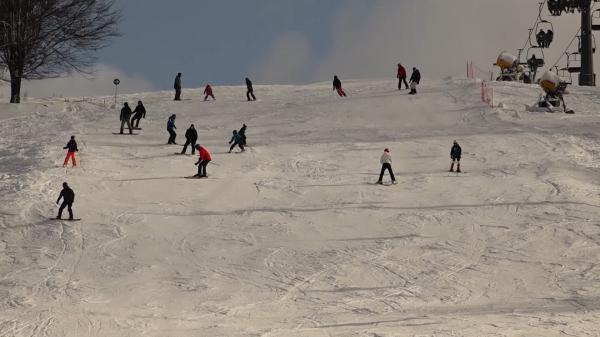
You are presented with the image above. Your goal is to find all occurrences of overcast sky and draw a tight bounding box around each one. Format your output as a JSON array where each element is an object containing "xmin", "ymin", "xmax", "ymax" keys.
[{"xmin": 8, "ymin": 0, "xmax": 596, "ymax": 97}]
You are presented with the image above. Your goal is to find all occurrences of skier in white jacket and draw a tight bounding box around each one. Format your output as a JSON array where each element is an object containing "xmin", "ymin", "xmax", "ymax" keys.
[{"xmin": 377, "ymin": 148, "xmax": 397, "ymax": 184}]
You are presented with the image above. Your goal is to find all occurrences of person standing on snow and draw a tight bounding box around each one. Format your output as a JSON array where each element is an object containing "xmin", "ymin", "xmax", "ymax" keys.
[
  {"xmin": 409, "ymin": 67, "xmax": 421, "ymax": 95},
  {"xmin": 174, "ymin": 73, "xmax": 182, "ymax": 101},
  {"xmin": 167, "ymin": 114, "xmax": 177, "ymax": 144},
  {"xmin": 56, "ymin": 182, "xmax": 75, "ymax": 220},
  {"xmin": 449, "ymin": 140, "xmax": 462, "ymax": 173},
  {"xmin": 228, "ymin": 130, "xmax": 245, "ymax": 153},
  {"xmin": 194, "ymin": 144, "xmax": 212, "ymax": 177},
  {"xmin": 204, "ymin": 84, "xmax": 215, "ymax": 101},
  {"xmin": 119, "ymin": 102, "xmax": 133, "ymax": 134},
  {"xmin": 377, "ymin": 148, "xmax": 397, "ymax": 185},
  {"xmin": 130, "ymin": 101, "xmax": 146, "ymax": 129},
  {"xmin": 238, "ymin": 123, "xmax": 247, "ymax": 146},
  {"xmin": 333, "ymin": 75, "xmax": 347, "ymax": 97},
  {"xmin": 63, "ymin": 136, "xmax": 79, "ymax": 167},
  {"xmin": 397, "ymin": 63, "xmax": 409, "ymax": 90},
  {"xmin": 181, "ymin": 124, "xmax": 198, "ymax": 154},
  {"xmin": 246, "ymin": 77, "xmax": 256, "ymax": 101}
]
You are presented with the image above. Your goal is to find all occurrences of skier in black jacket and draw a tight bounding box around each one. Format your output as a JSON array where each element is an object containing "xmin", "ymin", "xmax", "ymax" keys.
[
  {"xmin": 119, "ymin": 102, "xmax": 133, "ymax": 134},
  {"xmin": 449, "ymin": 140, "xmax": 462, "ymax": 172},
  {"xmin": 238, "ymin": 123, "xmax": 247, "ymax": 146},
  {"xmin": 130, "ymin": 101, "xmax": 146, "ymax": 129},
  {"xmin": 174, "ymin": 73, "xmax": 182, "ymax": 101},
  {"xmin": 56, "ymin": 182, "xmax": 75, "ymax": 220},
  {"xmin": 246, "ymin": 77, "xmax": 256, "ymax": 101},
  {"xmin": 181, "ymin": 124, "xmax": 198, "ymax": 154},
  {"xmin": 63, "ymin": 136, "xmax": 79, "ymax": 167},
  {"xmin": 409, "ymin": 67, "xmax": 421, "ymax": 95}
]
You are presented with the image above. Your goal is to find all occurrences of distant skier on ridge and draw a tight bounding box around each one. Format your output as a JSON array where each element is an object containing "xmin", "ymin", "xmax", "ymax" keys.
[
  {"xmin": 246, "ymin": 77, "xmax": 256, "ymax": 101},
  {"xmin": 119, "ymin": 102, "xmax": 133, "ymax": 134},
  {"xmin": 204, "ymin": 84, "xmax": 215, "ymax": 101},
  {"xmin": 333, "ymin": 75, "xmax": 347, "ymax": 97},
  {"xmin": 63, "ymin": 135, "xmax": 78, "ymax": 167},
  {"xmin": 409, "ymin": 67, "xmax": 421, "ymax": 95},
  {"xmin": 449, "ymin": 140, "xmax": 462, "ymax": 173},
  {"xmin": 397, "ymin": 63, "xmax": 409, "ymax": 90},
  {"xmin": 174, "ymin": 72, "xmax": 182, "ymax": 101}
]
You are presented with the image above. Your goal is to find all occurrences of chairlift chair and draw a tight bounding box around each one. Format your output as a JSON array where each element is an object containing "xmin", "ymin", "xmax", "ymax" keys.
[
  {"xmin": 567, "ymin": 52, "xmax": 582, "ymax": 73},
  {"xmin": 593, "ymin": 9, "xmax": 600, "ymax": 31}
]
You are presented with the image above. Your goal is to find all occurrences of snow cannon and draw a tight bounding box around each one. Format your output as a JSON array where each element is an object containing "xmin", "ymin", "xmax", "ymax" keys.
[
  {"xmin": 539, "ymin": 70, "xmax": 561, "ymax": 94},
  {"xmin": 496, "ymin": 51, "xmax": 518, "ymax": 69}
]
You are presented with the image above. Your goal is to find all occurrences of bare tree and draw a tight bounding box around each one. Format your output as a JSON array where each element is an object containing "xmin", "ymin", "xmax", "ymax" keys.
[{"xmin": 0, "ymin": 0, "xmax": 120, "ymax": 103}]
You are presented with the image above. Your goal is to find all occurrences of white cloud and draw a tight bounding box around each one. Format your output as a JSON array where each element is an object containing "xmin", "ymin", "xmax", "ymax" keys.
[
  {"xmin": 314, "ymin": 0, "xmax": 582, "ymax": 81},
  {"xmin": 255, "ymin": 32, "xmax": 312, "ymax": 84},
  {"xmin": 13, "ymin": 64, "xmax": 155, "ymax": 99}
]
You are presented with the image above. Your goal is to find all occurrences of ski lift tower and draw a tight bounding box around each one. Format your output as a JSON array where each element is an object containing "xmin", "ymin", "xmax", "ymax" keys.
[{"xmin": 580, "ymin": 0, "xmax": 595, "ymax": 86}]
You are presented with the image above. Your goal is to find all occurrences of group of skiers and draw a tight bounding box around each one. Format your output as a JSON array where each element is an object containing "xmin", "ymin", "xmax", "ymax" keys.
[
  {"xmin": 397, "ymin": 64, "xmax": 421, "ymax": 95},
  {"xmin": 119, "ymin": 101, "xmax": 146, "ymax": 134},
  {"xmin": 172, "ymin": 73, "xmax": 254, "ymax": 102}
]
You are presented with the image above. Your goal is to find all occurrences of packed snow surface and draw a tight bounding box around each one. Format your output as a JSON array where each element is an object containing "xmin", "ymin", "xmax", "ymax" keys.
[{"xmin": 1, "ymin": 78, "xmax": 600, "ymax": 336}]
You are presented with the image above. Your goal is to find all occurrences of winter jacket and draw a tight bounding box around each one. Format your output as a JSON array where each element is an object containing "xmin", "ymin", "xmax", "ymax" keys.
[
  {"xmin": 198, "ymin": 146, "xmax": 212, "ymax": 161},
  {"xmin": 204, "ymin": 85, "xmax": 213, "ymax": 95},
  {"xmin": 120, "ymin": 105, "xmax": 133, "ymax": 121},
  {"xmin": 57, "ymin": 186, "xmax": 75, "ymax": 203},
  {"xmin": 230, "ymin": 133, "xmax": 243, "ymax": 144},
  {"xmin": 64, "ymin": 139, "xmax": 78, "ymax": 152},
  {"xmin": 397, "ymin": 65, "xmax": 407, "ymax": 78},
  {"xmin": 246, "ymin": 78, "xmax": 253, "ymax": 90},
  {"xmin": 133, "ymin": 104, "xmax": 146, "ymax": 118},
  {"xmin": 185, "ymin": 127, "xmax": 198, "ymax": 141},
  {"xmin": 410, "ymin": 69, "xmax": 421, "ymax": 84},
  {"xmin": 167, "ymin": 116, "xmax": 176, "ymax": 130},
  {"xmin": 174, "ymin": 75, "xmax": 182, "ymax": 89},
  {"xmin": 451, "ymin": 144, "xmax": 462, "ymax": 159},
  {"xmin": 380, "ymin": 152, "xmax": 392, "ymax": 165},
  {"xmin": 333, "ymin": 77, "xmax": 342, "ymax": 89}
]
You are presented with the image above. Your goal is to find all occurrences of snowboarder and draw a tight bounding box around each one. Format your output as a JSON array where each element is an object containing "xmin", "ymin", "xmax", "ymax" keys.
[
  {"xmin": 130, "ymin": 100, "xmax": 146, "ymax": 129},
  {"xmin": 63, "ymin": 136, "xmax": 78, "ymax": 167},
  {"xmin": 228, "ymin": 130, "xmax": 245, "ymax": 153},
  {"xmin": 119, "ymin": 102, "xmax": 133, "ymax": 134},
  {"xmin": 238, "ymin": 123, "xmax": 247, "ymax": 146},
  {"xmin": 194, "ymin": 144, "xmax": 212, "ymax": 177},
  {"xmin": 409, "ymin": 67, "xmax": 421, "ymax": 95},
  {"xmin": 174, "ymin": 72, "xmax": 182, "ymax": 101},
  {"xmin": 246, "ymin": 77, "xmax": 256, "ymax": 101},
  {"xmin": 377, "ymin": 148, "xmax": 396, "ymax": 185},
  {"xmin": 167, "ymin": 114, "xmax": 177, "ymax": 144},
  {"xmin": 449, "ymin": 140, "xmax": 462, "ymax": 172},
  {"xmin": 397, "ymin": 63, "xmax": 409, "ymax": 90},
  {"xmin": 204, "ymin": 84, "xmax": 215, "ymax": 101},
  {"xmin": 56, "ymin": 182, "xmax": 75, "ymax": 220},
  {"xmin": 182, "ymin": 124, "xmax": 198, "ymax": 154},
  {"xmin": 333, "ymin": 75, "xmax": 347, "ymax": 97}
]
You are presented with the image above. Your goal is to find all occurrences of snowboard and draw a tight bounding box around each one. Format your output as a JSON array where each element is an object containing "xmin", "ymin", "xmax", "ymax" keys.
[
  {"xmin": 51, "ymin": 218, "xmax": 81, "ymax": 221},
  {"xmin": 184, "ymin": 176, "xmax": 208, "ymax": 179},
  {"xmin": 369, "ymin": 182, "xmax": 397, "ymax": 186},
  {"xmin": 174, "ymin": 153, "xmax": 193, "ymax": 156},
  {"xmin": 112, "ymin": 132, "xmax": 139, "ymax": 135}
]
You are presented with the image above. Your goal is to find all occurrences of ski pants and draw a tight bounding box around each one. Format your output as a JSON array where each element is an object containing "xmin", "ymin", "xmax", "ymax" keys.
[
  {"xmin": 131, "ymin": 114, "xmax": 143, "ymax": 128},
  {"xmin": 229, "ymin": 141, "xmax": 245, "ymax": 152},
  {"xmin": 204, "ymin": 94, "xmax": 215, "ymax": 101},
  {"xmin": 120, "ymin": 118, "xmax": 132, "ymax": 134},
  {"xmin": 247, "ymin": 89, "xmax": 256, "ymax": 101},
  {"xmin": 174, "ymin": 87, "xmax": 181, "ymax": 101},
  {"xmin": 398, "ymin": 76, "xmax": 409, "ymax": 89},
  {"xmin": 182, "ymin": 139, "xmax": 197, "ymax": 154},
  {"xmin": 63, "ymin": 151, "xmax": 77, "ymax": 167},
  {"xmin": 197, "ymin": 160, "xmax": 210, "ymax": 176},
  {"xmin": 335, "ymin": 87, "xmax": 347, "ymax": 97},
  {"xmin": 378, "ymin": 163, "xmax": 396, "ymax": 182},
  {"xmin": 58, "ymin": 201, "xmax": 73, "ymax": 219},
  {"xmin": 167, "ymin": 128, "xmax": 177, "ymax": 144}
]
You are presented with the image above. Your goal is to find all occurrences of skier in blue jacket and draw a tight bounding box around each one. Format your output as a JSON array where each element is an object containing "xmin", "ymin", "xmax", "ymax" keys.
[{"xmin": 167, "ymin": 114, "xmax": 177, "ymax": 144}]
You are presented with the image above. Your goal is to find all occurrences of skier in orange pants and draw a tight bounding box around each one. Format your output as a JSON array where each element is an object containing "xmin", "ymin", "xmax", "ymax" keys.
[{"xmin": 63, "ymin": 136, "xmax": 78, "ymax": 167}]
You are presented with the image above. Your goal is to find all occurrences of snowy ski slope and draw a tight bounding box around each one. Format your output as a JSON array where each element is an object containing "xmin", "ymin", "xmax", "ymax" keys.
[{"xmin": 1, "ymin": 78, "xmax": 600, "ymax": 336}]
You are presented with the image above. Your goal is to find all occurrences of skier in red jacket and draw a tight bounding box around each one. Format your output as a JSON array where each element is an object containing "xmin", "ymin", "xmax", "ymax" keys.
[
  {"xmin": 397, "ymin": 63, "xmax": 408, "ymax": 90},
  {"xmin": 194, "ymin": 144, "xmax": 212, "ymax": 177},
  {"xmin": 204, "ymin": 84, "xmax": 215, "ymax": 101}
]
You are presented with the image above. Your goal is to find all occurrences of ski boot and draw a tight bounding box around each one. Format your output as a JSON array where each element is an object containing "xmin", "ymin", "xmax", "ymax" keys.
[{"xmin": 449, "ymin": 162, "xmax": 454, "ymax": 172}]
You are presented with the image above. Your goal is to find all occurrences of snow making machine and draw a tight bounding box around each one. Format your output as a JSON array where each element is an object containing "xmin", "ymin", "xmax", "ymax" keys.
[
  {"xmin": 495, "ymin": 51, "xmax": 525, "ymax": 82},
  {"xmin": 527, "ymin": 70, "xmax": 574, "ymax": 113}
]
